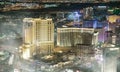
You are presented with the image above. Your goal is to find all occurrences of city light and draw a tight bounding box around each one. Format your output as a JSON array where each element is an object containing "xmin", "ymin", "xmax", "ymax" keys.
[
  {"xmin": 109, "ymin": 48, "xmax": 119, "ymax": 51},
  {"xmin": 14, "ymin": 69, "xmax": 20, "ymax": 72},
  {"xmin": 0, "ymin": 1, "xmax": 120, "ymax": 72},
  {"xmin": 22, "ymin": 48, "xmax": 30, "ymax": 60}
]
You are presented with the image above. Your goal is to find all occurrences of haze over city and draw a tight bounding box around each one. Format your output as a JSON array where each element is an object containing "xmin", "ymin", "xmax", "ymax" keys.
[{"xmin": 0, "ymin": 0, "xmax": 120, "ymax": 72}]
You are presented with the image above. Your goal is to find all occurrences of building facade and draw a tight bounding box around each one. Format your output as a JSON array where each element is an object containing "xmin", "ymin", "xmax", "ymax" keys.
[
  {"xmin": 57, "ymin": 28, "xmax": 98, "ymax": 47},
  {"xmin": 20, "ymin": 18, "xmax": 54, "ymax": 59}
]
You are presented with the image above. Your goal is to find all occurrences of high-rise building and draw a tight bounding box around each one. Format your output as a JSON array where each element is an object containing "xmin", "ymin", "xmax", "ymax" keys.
[
  {"xmin": 57, "ymin": 28, "xmax": 98, "ymax": 47},
  {"xmin": 20, "ymin": 18, "xmax": 54, "ymax": 59},
  {"xmin": 112, "ymin": 35, "xmax": 117, "ymax": 44},
  {"xmin": 83, "ymin": 7, "xmax": 93, "ymax": 20},
  {"xmin": 23, "ymin": 18, "xmax": 34, "ymax": 44}
]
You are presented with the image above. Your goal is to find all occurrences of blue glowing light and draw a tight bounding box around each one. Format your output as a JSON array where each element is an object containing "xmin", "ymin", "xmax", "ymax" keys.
[
  {"xmin": 93, "ymin": 20, "xmax": 98, "ymax": 29},
  {"xmin": 67, "ymin": 12, "xmax": 81, "ymax": 21}
]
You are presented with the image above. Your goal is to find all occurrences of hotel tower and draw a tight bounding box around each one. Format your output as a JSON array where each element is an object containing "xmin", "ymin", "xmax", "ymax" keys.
[{"xmin": 20, "ymin": 18, "xmax": 54, "ymax": 59}]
